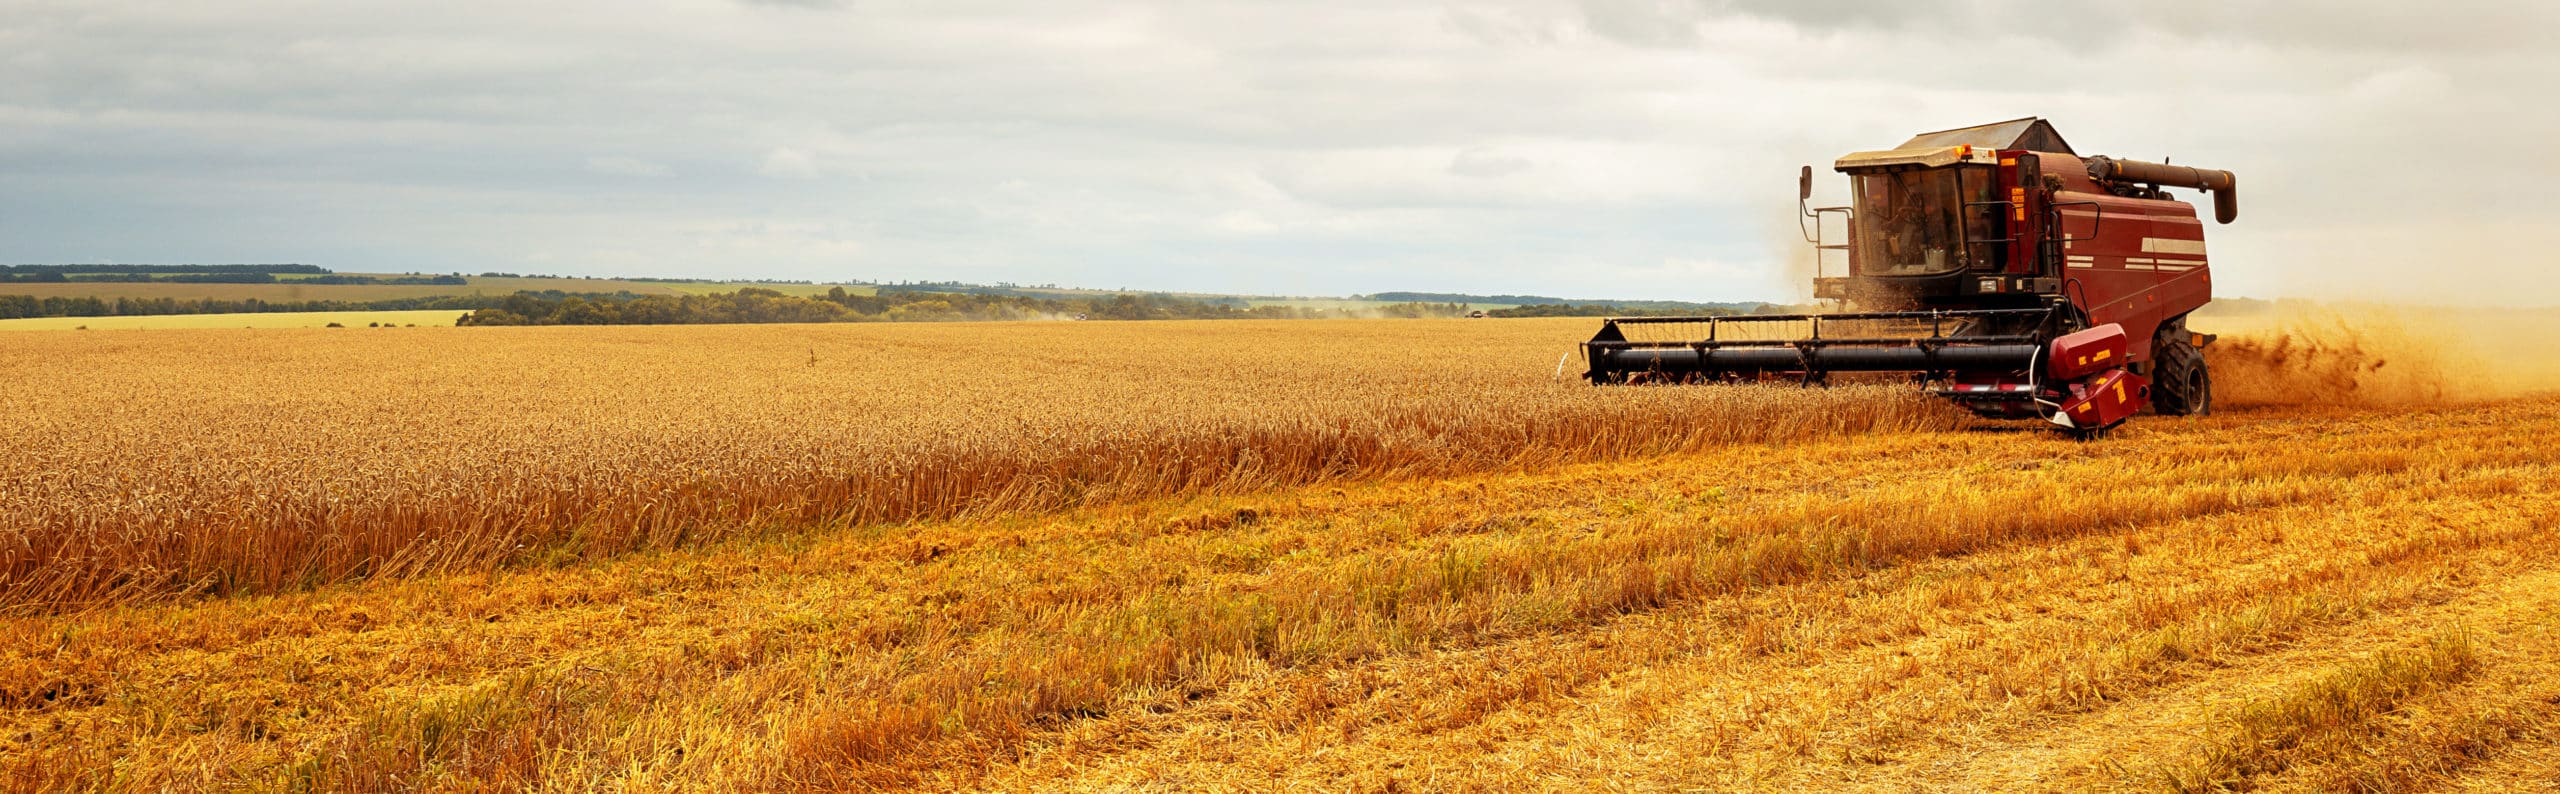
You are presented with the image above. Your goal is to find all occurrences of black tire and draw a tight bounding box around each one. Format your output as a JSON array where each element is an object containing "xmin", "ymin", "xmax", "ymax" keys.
[{"xmin": 2151, "ymin": 327, "xmax": 2213, "ymax": 417}]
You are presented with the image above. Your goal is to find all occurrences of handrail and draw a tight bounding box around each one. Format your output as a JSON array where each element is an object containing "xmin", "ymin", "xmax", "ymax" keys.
[{"xmin": 1801, "ymin": 205, "xmax": 1855, "ymax": 279}]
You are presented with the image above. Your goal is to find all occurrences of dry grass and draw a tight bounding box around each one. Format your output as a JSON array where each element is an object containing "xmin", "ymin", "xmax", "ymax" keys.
[{"xmin": 7, "ymin": 310, "xmax": 2560, "ymax": 791}]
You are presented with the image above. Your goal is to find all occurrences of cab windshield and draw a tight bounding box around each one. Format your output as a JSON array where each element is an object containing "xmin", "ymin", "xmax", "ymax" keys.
[{"xmin": 1853, "ymin": 166, "xmax": 1998, "ymax": 276}]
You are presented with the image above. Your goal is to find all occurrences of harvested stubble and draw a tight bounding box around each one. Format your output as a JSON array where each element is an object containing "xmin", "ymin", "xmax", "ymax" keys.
[
  {"xmin": 0, "ymin": 319, "xmax": 1955, "ymax": 610},
  {"xmin": 15, "ymin": 395, "xmax": 2560, "ymax": 791}
]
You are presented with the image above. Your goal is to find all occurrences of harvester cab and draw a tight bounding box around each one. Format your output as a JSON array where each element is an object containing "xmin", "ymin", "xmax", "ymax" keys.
[{"xmin": 1584, "ymin": 118, "xmax": 2239, "ymax": 434}]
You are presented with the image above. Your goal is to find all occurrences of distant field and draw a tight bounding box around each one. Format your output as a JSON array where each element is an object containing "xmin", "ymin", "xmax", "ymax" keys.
[
  {"xmin": 1242, "ymin": 298, "xmax": 1510, "ymax": 312},
  {"xmin": 657, "ymin": 281, "xmax": 865, "ymax": 297},
  {"xmin": 0, "ymin": 274, "xmax": 1523, "ymax": 312},
  {"xmin": 0, "ymin": 309, "xmax": 471, "ymax": 331},
  {"xmin": 0, "ymin": 275, "xmax": 875, "ymax": 303},
  {"xmin": 856, "ymin": 288, "xmax": 1498, "ymax": 312}
]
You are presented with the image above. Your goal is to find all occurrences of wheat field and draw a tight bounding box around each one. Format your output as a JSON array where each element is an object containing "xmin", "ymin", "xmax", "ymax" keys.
[
  {"xmin": 6, "ymin": 310, "xmax": 2560, "ymax": 791},
  {"xmin": 0, "ymin": 319, "xmax": 1958, "ymax": 610}
]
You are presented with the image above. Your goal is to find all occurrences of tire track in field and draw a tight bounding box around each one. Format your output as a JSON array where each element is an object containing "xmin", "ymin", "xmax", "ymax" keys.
[
  {"xmin": 973, "ymin": 478, "xmax": 2560, "ymax": 791},
  {"xmin": 966, "ymin": 401, "xmax": 2560, "ymax": 791},
  {"xmin": 1937, "ymin": 569, "xmax": 2560, "ymax": 792},
  {"xmin": 2267, "ymin": 615, "xmax": 2560, "ymax": 792},
  {"xmin": 2439, "ymin": 727, "xmax": 2560, "ymax": 793},
  {"xmin": 906, "ymin": 399, "xmax": 2560, "ymax": 783}
]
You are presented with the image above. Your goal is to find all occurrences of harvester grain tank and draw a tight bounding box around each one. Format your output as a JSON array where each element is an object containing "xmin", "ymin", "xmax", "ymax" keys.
[{"xmin": 1583, "ymin": 118, "xmax": 2238, "ymax": 434}]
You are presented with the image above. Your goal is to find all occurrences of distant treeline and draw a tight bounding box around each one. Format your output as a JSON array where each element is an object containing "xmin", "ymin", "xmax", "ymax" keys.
[
  {"xmin": 1, "ymin": 264, "xmax": 330, "ymax": 275},
  {"xmin": 1359, "ymin": 291, "xmax": 1783, "ymax": 314},
  {"xmin": 0, "ymin": 294, "xmax": 503, "ymax": 320},
  {"xmin": 459, "ymin": 288, "xmax": 1480, "ymax": 325},
  {"xmin": 1483, "ymin": 304, "xmax": 1742, "ymax": 318},
  {"xmin": 0, "ymin": 272, "xmax": 467, "ymax": 285},
  {"xmin": 0, "ymin": 287, "xmax": 1736, "ymax": 324},
  {"xmin": 298, "ymin": 274, "xmax": 468, "ymax": 285},
  {"xmin": 870, "ymin": 282, "xmax": 1215, "ymax": 302},
  {"xmin": 2, "ymin": 271, "xmax": 280, "ymax": 284},
  {"xmin": 0, "ymin": 264, "xmax": 478, "ymax": 286},
  {"xmin": 476, "ymin": 272, "xmax": 830, "ymax": 286}
]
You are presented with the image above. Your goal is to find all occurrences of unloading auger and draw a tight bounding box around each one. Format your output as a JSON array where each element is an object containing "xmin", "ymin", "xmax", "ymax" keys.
[{"xmin": 1585, "ymin": 118, "xmax": 2238, "ymax": 435}]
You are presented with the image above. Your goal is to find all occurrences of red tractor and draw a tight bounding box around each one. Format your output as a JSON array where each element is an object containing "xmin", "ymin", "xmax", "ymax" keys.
[{"xmin": 1584, "ymin": 118, "xmax": 2237, "ymax": 434}]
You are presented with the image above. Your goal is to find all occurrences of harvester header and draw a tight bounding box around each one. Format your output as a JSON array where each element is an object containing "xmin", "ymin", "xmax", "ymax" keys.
[{"xmin": 1585, "ymin": 118, "xmax": 2240, "ymax": 434}]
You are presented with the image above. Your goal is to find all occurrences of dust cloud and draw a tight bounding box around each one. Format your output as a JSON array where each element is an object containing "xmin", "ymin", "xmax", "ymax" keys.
[
  {"xmin": 2197, "ymin": 302, "xmax": 2560, "ymax": 409},
  {"xmin": 1768, "ymin": 202, "xmax": 1830, "ymax": 304}
]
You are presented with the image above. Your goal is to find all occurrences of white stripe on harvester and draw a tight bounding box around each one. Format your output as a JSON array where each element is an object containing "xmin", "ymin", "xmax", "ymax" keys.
[{"xmin": 2141, "ymin": 237, "xmax": 2207, "ymax": 255}]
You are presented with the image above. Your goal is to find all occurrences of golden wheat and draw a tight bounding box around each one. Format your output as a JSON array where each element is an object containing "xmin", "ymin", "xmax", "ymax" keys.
[
  {"xmin": 0, "ymin": 319, "xmax": 1954, "ymax": 610},
  {"xmin": 11, "ymin": 393, "xmax": 2560, "ymax": 791},
  {"xmin": 11, "ymin": 310, "xmax": 2560, "ymax": 792}
]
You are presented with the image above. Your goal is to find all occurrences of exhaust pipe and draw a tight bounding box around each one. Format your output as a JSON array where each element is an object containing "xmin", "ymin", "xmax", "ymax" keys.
[{"xmin": 2087, "ymin": 156, "xmax": 2238, "ymax": 224}]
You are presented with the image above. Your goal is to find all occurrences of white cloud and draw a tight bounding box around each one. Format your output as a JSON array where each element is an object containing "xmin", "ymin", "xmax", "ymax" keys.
[
  {"xmin": 0, "ymin": 0, "xmax": 2553, "ymax": 303},
  {"xmin": 1209, "ymin": 210, "xmax": 1279, "ymax": 234}
]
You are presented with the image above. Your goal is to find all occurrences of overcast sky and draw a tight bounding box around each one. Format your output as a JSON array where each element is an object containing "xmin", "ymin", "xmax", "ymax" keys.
[{"xmin": 3, "ymin": 1, "xmax": 2552, "ymax": 302}]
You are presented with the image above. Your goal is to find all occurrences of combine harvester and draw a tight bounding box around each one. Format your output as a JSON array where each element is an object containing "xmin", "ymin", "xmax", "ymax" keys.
[{"xmin": 1584, "ymin": 118, "xmax": 2239, "ymax": 435}]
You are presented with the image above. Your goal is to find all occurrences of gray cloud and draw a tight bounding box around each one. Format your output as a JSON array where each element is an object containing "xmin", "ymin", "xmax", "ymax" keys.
[
  {"xmin": 1577, "ymin": 0, "xmax": 1704, "ymax": 48},
  {"xmin": 0, "ymin": 0, "xmax": 2552, "ymax": 303}
]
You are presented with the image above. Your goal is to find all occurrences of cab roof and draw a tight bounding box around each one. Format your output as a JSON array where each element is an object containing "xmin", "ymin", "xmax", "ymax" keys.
[
  {"xmin": 1833, "ymin": 117, "xmax": 2077, "ymax": 172},
  {"xmin": 1900, "ymin": 118, "xmax": 2075, "ymax": 155}
]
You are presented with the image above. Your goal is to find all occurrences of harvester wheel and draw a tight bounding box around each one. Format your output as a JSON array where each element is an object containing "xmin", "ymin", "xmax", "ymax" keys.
[{"xmin": 2150, "ymin": 333, "xmax": 2212, "ymax": 417}]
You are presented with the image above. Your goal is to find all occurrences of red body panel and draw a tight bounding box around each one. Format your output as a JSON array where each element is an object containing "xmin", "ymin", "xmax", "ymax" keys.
[
  {"xmin": 2028, "ymin": 152, "xmax": 2214, "ymax": 364},
  {"xmin": 2059, "ymin": 369, "xmax": 2150, "ymax": 430},
  {"xmin": 2047, "ymin": 323, "xmax": 2129, "ymax": 381},
  {"xmin": 1997, "ymin": 153, "xmax": 2042, "ymax": 278}
]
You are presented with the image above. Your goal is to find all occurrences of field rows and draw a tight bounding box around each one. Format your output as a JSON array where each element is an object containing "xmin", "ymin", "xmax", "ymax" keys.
[{"xmin": 10, "ymin": 396, "xmax": 2558, "ymax": 790}]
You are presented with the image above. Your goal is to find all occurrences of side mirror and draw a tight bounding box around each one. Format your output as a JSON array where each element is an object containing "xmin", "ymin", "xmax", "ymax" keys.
[{"xmin": 1798, "ymin": 165, "xmax": 1813, "ymax": 201}]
